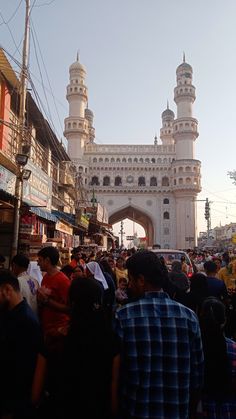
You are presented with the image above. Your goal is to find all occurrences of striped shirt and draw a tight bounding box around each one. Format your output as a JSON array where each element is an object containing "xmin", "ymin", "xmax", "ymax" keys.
[{"xmin": 115, "ymin": 291, "xmax": 204, "ymax": 419}]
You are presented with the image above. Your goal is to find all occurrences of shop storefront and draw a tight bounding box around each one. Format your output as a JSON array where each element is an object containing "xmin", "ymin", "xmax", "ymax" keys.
[{"xmin": 0, "ymin": 164, "xmax": 16, "ymax": 265}]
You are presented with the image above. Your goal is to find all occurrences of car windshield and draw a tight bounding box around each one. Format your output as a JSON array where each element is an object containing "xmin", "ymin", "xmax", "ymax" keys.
[{"xmin": 156, "ymin": 252, "xmax": 190, "ymax": 265}]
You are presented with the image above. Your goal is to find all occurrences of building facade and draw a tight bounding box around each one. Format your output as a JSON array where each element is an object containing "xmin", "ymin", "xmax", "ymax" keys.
[{"xmin": 64, "ymin": 55, "xmax": 201, "ymax": 249}]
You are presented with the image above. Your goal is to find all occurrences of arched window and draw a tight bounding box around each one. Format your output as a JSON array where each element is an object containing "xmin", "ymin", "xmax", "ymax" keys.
[
  {"xmin": 151, "ymin": 158, "xmax": 155, "ymax": 163},
  {"xmin": 79, "ymin": 166, "xmax": 83, "ymax": 172},
  {"xmin": 73, "ymin": 122, "xmax": 76, "ymax": 128},
  {"xmin": 103, "ymin": 176, "xmax": 110, "ymax": 186},
  {"xmin": 162, "ymin": 176, "xmax": 169, "ymax": 186},
  {"xmin": 115, "ymin": 176, "xmax": 122, "ymax": 186},
  {"xmin": 163, "ymin": 211, "xmax": 170, "ymax": 220},
  {"xmin": 91, "ymin": 176, "xmax": 99, "ymax": 186},
  {"xmin": 179, "ymin": 178, "xmax": 183, "ymax": 185},
  {"xmin": 134, "ymin": 158, "xmax": 138, "ymax": 163},
  {"xmin": 164, "ymin": 227, "xmax": 169, "ymax": 235},
  {"xmin": 186, "ymin": 177, "xmax": 191, "ymax": 184},
  {"xmin": 105, "ymin": 158, "xmax": 109, "ymax": 162},
  {"xmin": 139, "ymin": 158, "xmax": 143, "ymax": 163},
  {"xmin": 186, "ymin": 166, "xmax": 191, "ymax": 172},
  {"xmin": 128, "ymin": 158, "xmax": 132, "ymax": 163},
  {"xmin": 68, "ymin": 122, "xmax": 71, "ymax": 128},
  {"xmin": 150, "ymin": 177, "xmax": 157, "ymax": 186},
  {"xmin": 111, "ymin": 158, "xmax": 115, "ymax": 162},
  {"xmin": 178, "ymin": 167, "xmax": 183, "ymax": 173},
  {"xmin": 116, "ymin": 158, "xmax": 120, "ymax": 162},
  {"xmin": 145, "ymin": 158, "xmax": 150, "ymax": 163},
  {"xmin": 163, "ymin": 198, "xmax": 169, "ymax": 204},
  {"xmin": 99, "ymin": 158, "xmax": 103, "ymax": 162},
  {"xmin": 157, "ymin": 158, "xmax": 162, "ymax": 163},
  {"xmin": 93, "ymin": 158, "xmax": 97, "ymax": 163},
  {"xmin": 138, "ymin": 176, "xmax": 146, "ymax": 186},
  {"xmin": 122, "ymin": 158, "xmax": 126, "ymax": 162}
]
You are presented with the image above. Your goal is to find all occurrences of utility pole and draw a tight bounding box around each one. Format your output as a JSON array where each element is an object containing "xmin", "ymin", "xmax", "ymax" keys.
[
  {"xmin": 119, "ymin": 220, "xmax": 125, "ymax": 248},
  {"xmin": 11, "ymin": 0, "xmax": 31, "ymax": 258},
  {"xmin": 204, "ymin": 197, "xmax": 211, "ymax": 239}
]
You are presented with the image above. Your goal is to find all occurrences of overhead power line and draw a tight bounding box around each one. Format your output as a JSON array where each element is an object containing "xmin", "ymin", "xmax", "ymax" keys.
[{"xmin": 0, "ymin": 0, "xmax": 23, "ymax": 26}]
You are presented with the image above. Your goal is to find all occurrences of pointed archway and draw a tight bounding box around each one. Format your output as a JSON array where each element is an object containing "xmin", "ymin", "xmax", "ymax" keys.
[{"xmin": 109, "ymin": 205, "xmax": 154, "ymax": 247}]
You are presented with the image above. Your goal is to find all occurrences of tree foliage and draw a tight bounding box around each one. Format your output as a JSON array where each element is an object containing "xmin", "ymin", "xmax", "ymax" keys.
[{"xmin": 228, "ymin": 170, "xmax": 236, "ymax": 185}]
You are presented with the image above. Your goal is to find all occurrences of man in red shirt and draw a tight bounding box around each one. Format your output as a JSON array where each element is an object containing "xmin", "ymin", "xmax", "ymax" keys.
[
  {"xmin": 37, "ymin": 246, "xmax": 70, "ymax": 399},
  {"xmin": 37, "ymin": 246, "xmax": 70, "ymax": 339}
]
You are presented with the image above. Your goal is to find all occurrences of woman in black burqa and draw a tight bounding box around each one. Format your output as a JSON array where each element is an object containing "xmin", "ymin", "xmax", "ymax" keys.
[
  {"xmin": 58, "ymin": 276, "xmax": 120, "ymax": 419},
  {"xmin": 200, "ymin": 297, "xmax": 236, "ymax": 417}
]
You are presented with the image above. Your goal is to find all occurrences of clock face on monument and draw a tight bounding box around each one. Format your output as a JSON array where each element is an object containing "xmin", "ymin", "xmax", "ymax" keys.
[{"xmin": 127, "ymin": 175, "xmax": 134, "ymax": 184}]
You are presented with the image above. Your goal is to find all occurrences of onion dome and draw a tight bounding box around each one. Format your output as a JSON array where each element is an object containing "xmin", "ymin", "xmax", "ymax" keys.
[
  {"xmin": 161, "ymin": 102, "xmax": 175, "ymax": 119},
  {"xmin": 69, "ymin": 52, "xmax": 86, "ymax": 73},
  {"xmin": 176, "ymin": 53, "xmax": 192, "ymax": 73}
]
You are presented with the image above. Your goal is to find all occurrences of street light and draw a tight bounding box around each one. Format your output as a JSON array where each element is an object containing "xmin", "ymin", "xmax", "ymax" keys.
[
  {"xmin": 15, "ymin": 153, "xmax": 29, "ymax": 166},
  {"xmin": 11, "ymin": 153, "xmax": 31, "ymax": 258}
]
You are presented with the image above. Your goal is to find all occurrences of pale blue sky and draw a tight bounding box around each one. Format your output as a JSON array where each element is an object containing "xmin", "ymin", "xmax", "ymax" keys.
[{"xmin": 1, "ymin": 0, "xmax": 236, "ymax": 240}]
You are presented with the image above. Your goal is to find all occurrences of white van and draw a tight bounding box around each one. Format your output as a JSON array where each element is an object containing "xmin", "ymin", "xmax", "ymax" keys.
[{"xmin": 151, "ymin": 248, "xmax": 194, "ymax": 277}]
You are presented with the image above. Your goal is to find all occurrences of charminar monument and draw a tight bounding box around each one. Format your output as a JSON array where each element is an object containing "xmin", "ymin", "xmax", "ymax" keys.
[{"xmin": 64, "ymin": 54, "xmax": 201, "ymax": 249}]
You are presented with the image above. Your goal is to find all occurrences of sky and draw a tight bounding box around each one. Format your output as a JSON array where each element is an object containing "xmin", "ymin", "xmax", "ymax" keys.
[{"xmin": 1, "ymin": 0, "xmax": 236, "ymax": 246}]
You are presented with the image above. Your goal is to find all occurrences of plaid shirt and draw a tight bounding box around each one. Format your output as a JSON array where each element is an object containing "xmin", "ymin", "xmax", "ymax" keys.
[{"xmin": 115, "ymin": 291, "xmax": 204, "ymax": 419}]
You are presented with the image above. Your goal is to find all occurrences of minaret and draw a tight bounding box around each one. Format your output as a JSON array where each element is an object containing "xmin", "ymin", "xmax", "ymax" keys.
[
  {"xmin": 64, "ymin": 54, "xmax": 89, "ymax": 163},
  {"xmin": 173, "ymin": 55, "xmax": 198, "ymax": 159},
  {"xmin": 85, "ymin": 106, "xmax": 95, "ymax": 144},
  {"xmin": 172, "ymin": 56, "xmax": 201, "ymax": 249},
  {"xmin": 160, "ymin": 101, "xmax": 175, "ymax": 145}
]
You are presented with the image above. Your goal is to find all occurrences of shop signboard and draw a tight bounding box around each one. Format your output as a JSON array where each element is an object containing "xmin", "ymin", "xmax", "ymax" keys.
[
  {"xmin": 0, "ymin": 164, "xmax": 16, "ymax": 195},
  {"xmin": 96, "ymin": 203, "xmax": 108, "ymax": 224},
  {"xmin": 79, "ymin": 213, "xmax": 89, "ymax": 229},
  {"xmin": 23, "ymin": 160, "xmax": 52, "ymax": 210},
  {"xmin": 55, "ymin": 220, "xmax": 73, "ymax": 236}
]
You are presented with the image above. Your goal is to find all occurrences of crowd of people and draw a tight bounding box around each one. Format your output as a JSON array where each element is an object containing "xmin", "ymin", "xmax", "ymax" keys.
[{"xmin": 0, "ymin": 246, "xmax": 236, "ymax": 418}]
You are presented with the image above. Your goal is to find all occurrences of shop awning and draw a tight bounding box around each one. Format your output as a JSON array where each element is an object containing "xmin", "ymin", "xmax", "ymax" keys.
[
  {"xmin": 51, "ymin": 210, "xmax": 76, "ymax": 226},
  {"xmin": 29, "ymin": 206, "xmax": 58, "ymax": 222}
]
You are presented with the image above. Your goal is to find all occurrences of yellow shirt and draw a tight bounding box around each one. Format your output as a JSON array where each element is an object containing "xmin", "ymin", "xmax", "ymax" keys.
[
  {"xmin": 115, "ymin": 267, "xmax": 128, "ymax": 283},
  {"xmin": 218, "ymin": 265, "xmax": 236, "ymax": 289}
]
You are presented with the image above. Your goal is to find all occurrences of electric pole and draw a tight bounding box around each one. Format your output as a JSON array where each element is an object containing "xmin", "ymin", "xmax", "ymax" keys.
[
  {"xmin": 11, "ymin": 0, "xmax": 31, "ymax": 258},
  {"xmin": 119, "ymin": 220, "xmax": 125, "ymax": 248},
  {"xmin": 204, "ymin": 197, "xmax": 211, "ymax": 239}
]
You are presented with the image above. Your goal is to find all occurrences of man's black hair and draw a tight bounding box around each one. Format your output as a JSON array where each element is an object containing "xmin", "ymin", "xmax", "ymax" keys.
[
  {"xmin": 126, "ymin": 250, "xmax": 165, "ymax": 288},
  {"xmin": 61, "ymin": 264, "xmax": 74, "ymax": 277},
  {"xmin": 38, "ymin": 246, "xmax": 59, "ymax": 266},
  {"xmin": 0, "ymin": 270, "xmax": 20, "ymax": 291},
  {"xmin": 204, "ymin": 260, "xmax": 217, "ymax": 275},
  {"xmin": 12, "ymin": 254, "xmax": 29, "ymax": 270}
]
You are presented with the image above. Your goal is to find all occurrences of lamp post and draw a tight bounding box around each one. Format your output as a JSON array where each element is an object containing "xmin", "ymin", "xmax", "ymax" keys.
[{"xmin": 11, "ymin": 154, "xmax": 31, "ymax": 258}]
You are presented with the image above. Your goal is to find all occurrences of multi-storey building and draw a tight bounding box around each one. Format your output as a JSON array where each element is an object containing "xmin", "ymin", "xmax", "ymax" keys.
[{"xmin": 0, "ymin": 49, "xmax": 87, "ymax": 261}]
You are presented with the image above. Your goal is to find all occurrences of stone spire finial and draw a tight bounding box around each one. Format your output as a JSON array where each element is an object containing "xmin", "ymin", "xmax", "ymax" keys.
[
  {"xmin": 183, "ymin": 52, "xmax": 185, "ymax": 63},
  {"xmin": 77, "ymin": 50, "xmax": 80, "ymax": 61},
  {"xmin": 154, "ymin": 133, "xmax": 158, "ymax": 145},
  {"xmin": 167, "ymin": 100, "xmax": 169, "ymax": 109}
]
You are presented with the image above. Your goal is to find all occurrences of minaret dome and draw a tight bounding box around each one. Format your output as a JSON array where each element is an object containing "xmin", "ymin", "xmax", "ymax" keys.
[{"xmin": 69, "ymin": 54, "xmax": 86, "ymax": 74}]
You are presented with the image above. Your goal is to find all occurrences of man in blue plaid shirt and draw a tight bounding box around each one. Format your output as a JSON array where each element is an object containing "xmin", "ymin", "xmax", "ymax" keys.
[{"xmin": 114, "ymin": 251, "xmax": 204, "ymax": 419}]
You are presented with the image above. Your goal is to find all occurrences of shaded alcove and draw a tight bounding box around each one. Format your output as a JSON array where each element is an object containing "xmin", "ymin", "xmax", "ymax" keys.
[{"xmin": 109, "ymin": 205, "xmax": 154, "ymax": 247}]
